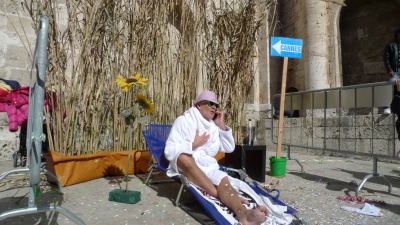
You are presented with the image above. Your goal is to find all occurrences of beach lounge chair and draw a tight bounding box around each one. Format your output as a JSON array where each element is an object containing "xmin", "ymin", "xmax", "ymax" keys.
[
  {"xmin": 142, "ymin": 123, "xmax": 297, "ymax": 225},
  {"xmin": 142, "ymin": 124, "xmax": 172, "ymax": 185}
]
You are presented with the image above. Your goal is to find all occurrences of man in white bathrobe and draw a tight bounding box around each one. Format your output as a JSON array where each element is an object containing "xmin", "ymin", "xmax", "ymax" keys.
[{"xmin": 165, "ymin": 90, "xmax": 268, "ymax": 225}]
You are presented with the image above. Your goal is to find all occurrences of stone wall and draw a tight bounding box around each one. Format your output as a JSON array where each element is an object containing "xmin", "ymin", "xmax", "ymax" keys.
[
  {"xmin": 243, "ymin": 103, "xmax": 270, "ymax": 145},
  {"xmin": 276, "ymin": 0, "xmax": 400, "ymax": 89},
  {"xmin": 203, "ymin": 0, "xmax": 400, "ymax": 163},
  {"xmin": 268, "ymin": 112, "xmax": 399, "ymax": 159},
  {"xmin": 276, "ymin": 0, "xmax": 306, "ymax": 92},
  {"xmin": 0, "ymin": 1, "xmax": 69, "ymax": 161},
  {"xmin": 0, "ymin": 1, "xmax": 35, "ymax": 85},
  {"xmin": 340, "ymin": 0, "xmax": 400, "ymax": 85},
  {"xmin": 277, "ymin": 0, "xmax": 347, "ymax": 91},
  {"xmin": 0, "ymin": 1, "xmax": 35, "ymax": 160}
]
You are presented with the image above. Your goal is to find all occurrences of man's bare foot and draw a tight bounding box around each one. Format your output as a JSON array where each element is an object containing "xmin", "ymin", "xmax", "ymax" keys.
[
  {"xmin": 238, "ymin": 206, "xmax": 268, "ymax": 225},
  {"xmin": 240, "ymin": 196, "xmax": 249, "ymax": 204},
  {"xmin": 258, "ymin": 205, "xmax": 269, "ymax": 216}
]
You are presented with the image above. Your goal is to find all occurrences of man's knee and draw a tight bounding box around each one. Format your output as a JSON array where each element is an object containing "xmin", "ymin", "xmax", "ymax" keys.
[
  {"xmin": 220, "ymin": 176, "xmax": 229, "ymax": 184},
  {"xmin": 217, "ymin": 176, "xmax": 230, "ymax": 191},
  {"xmin": 177, "ymin": 154, "xmax": 196, "ymax": 171}
]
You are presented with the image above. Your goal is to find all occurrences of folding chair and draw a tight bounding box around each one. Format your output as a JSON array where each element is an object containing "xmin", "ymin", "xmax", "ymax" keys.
[
  {"xmin": 142, "ymin": 124, "xmax": 298, "ymax": 224},
  {"xmin": 142, "ymin": 124, "xmax": 172, "ymax": 184},
  {"xmin": 0, "ymin": 16, "xmax": 84, "ymax": 225}
]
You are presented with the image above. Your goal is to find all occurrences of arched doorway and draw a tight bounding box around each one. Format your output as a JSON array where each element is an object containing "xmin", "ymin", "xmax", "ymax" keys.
[{"xmin": 340, "ymin": 0, "xmax": 400, "ymax": 86}]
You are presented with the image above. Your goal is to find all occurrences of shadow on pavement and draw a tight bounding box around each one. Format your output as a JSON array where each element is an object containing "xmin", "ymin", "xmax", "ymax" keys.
[
  {"xmin": 289, "ymin": 171, "xmax": 400, "ymax": 216},
  {"xmin": 0, "ymin": 190, "xmax": 63, "ymax": 225},
  {"xmin": 380, "ymin": 203, "xmax": 400, "ymax": 216},
  {"xmin": 375, "ymin": 114, "xmax": 391, "ymax": 124},
  {"xmin": 393, "ymin": 169, "xmax": 400, "ymax": 176},
  {"xmin": 135, "ymin": 172, "xmax": 215, "ymax": 225},
  {"xmin": 337, "ymin": 168, "xmax": 400, "ymax": 189},
  {"xmin": 289, "ymin": 171, "xmax": 400, "ymax": 198},
  {"xmin": 136, "ymin": 172, "xmax": 303, "ymax": 225}
]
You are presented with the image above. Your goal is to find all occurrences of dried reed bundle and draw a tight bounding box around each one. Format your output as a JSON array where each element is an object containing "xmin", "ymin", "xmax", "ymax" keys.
[
  {"xmin": 204, "ymin": 0, "xmax": 275, "ymax": 139},
  {"xmin": 25, "ymin": 0, "xmax": 276, "ymax": 155}
]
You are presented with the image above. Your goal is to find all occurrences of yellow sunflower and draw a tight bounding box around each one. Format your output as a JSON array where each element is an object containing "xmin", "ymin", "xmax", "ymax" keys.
[
  {"xmin": 129, "ymin": 73, "xmax": 148, "ymax": 86},
  {"xmin": 115, "ymin": 73, "xmax": 148, "ymax": 92},
  {"xmin": 116, "ymin": 75, "xmax": 133, "ymax": 92},
  {"xmin": 136, "ymin": 95, "xmax": 155, "ymax": 113}
]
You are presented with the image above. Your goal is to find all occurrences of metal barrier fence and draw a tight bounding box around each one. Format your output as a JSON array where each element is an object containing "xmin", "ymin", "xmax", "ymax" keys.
[
  {"xmin": 0, "ymin": 16, "xmax": 85, "ymax": 224},
  {"xmin": 271, "ymin": 81, "xmax": 397, "ymax": 195}
]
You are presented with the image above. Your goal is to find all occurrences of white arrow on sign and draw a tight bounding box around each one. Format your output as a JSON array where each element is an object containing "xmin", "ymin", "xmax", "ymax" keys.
[{"xmin": 273, "ymin": 40, "xmax": 282, "ymax": 54}]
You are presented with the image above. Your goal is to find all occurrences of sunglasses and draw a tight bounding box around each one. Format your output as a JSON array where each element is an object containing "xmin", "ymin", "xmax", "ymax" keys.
[{"xmin": 201, "ymin": 101, "xmax": 219, "ymax": 109}]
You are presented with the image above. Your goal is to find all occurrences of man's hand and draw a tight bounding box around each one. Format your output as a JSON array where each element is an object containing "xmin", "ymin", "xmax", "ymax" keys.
[
  {"xmin": 390, "ymin": 71, "xmax": 396, "ymax": 77},
  {"xmin": 214, "ymin": 110, "xmax": 227, "ymax": 130},
  {"xmin": 192, "ymin": 129, "xmax": 209, "ymax": 149}
]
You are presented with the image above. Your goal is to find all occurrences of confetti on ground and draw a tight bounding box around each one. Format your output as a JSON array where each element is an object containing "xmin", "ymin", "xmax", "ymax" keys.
[{"xmin": 336, "ymin": 195, "xmax": 386, "ymax": 205}]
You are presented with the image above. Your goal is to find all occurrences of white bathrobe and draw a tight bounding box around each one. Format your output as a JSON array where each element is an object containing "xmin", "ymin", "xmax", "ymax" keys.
[
  {"xmin": 164, "ymin": 106, "xmax": 235, "ymax": 185},
  {"xmin": 165, "ymin": 107, "xmax": 293, "ymax": 225}
]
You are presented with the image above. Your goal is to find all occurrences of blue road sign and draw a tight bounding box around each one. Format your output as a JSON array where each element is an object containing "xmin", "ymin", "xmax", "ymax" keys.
[{"xmin": 271, "ymin": 37, "xmax": 303, "ymax": 59}]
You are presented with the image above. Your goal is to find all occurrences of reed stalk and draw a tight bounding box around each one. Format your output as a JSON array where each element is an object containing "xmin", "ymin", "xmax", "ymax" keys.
[{"xmin": 25, "ymin": 0, "xmax": 276, "ymax": 155}]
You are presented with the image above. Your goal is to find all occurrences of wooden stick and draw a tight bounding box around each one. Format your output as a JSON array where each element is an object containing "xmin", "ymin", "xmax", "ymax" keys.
[{"xmin": 276, "ymin": 57, "xmax": 288, "ymax": 158}]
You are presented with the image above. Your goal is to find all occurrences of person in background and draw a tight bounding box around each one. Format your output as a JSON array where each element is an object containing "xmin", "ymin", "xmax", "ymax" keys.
[
  {"xmin": 273, "ymin": 87, "xmax": 300, "ymax": 119},
  {"xmin": 384, "ymin": 28, "xmax": 400, "ymax": 114},
  {"xmin": 385, "ymin": 28, "xmax": 400, "ymax": 141}
]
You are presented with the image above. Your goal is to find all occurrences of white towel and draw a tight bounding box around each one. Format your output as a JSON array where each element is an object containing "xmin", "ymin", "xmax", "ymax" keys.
[
  {"xmin": 260, "ymin": 196, "xmax": 293, "ymax": 225},
  {"xmin": 189, "ymin": 177, "xmax": 293, "ymax": 225},
  {"xmin": 341, "ymin": 203, "xmax": 382, "ymax": 217}
]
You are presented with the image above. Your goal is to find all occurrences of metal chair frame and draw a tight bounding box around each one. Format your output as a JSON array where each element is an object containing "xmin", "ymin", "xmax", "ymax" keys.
[
  {"xmin": 0, "ymin": 16, "xmax": 85, "ymax": 225},
  {"xmin": 142, "ymin": 124, "xmax": 248, "ymax": 207}
]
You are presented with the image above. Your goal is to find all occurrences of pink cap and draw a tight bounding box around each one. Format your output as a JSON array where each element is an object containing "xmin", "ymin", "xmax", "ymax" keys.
[{"xmin": 194, "ymin": 90, "xmax": 219, "ymax": 105}]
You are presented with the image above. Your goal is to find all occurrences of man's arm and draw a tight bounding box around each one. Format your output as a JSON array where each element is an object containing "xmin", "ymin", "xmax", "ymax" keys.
[
  {"xmin": 213, "ymin": 110, "xmax": 235, "ymax": 152},
  {"xmin": 164, "ymin": 117, "xmax": 194, "ymax": 162},
  {"xmin": 219, "ymin": 126, "xmax": 235, "ymax": 153}
]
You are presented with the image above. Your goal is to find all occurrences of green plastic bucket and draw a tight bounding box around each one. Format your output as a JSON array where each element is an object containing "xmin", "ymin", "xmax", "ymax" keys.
[{"xmin": 269, "ymin": 156, "xmax": 287, "ymax": 177}]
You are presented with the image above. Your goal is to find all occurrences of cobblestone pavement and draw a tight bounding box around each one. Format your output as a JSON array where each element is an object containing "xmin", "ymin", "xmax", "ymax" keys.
[{"xmin": 0, "ymin": 151, "xmax": 399, "ymax": 225}]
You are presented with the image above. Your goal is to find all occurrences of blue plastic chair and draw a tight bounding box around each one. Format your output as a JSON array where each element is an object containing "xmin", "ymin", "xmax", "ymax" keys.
[{"xmin": 142, "ymin": 124, "xmax": 172, "ymax": 184}]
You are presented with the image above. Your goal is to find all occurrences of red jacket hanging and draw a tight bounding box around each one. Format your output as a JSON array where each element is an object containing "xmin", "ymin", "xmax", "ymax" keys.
[{"xmin": 0, "ymin": 87, "xmax": 30, "ymax": 132}]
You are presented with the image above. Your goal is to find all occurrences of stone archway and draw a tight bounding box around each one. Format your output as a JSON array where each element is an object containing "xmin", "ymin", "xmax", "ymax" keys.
[{"xmin": 340, "ymin": 0, "xmax": 400, "ymax": 86}]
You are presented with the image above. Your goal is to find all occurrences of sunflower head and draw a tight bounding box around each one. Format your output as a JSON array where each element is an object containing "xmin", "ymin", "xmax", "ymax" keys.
[
  {"xmin": 116, "ymin": 75, "xmax": 133, "ymax": 92},
  {"xmin": 136, "ymin": 95, "xmax": 155, "ymax": 113},
  {"xmin": 129, "ymin": 73, "xmax": 148, "ymax": 86},
  {"xmin": 116, "ymin": 73, "xmax": 148, "ymax": 92}
]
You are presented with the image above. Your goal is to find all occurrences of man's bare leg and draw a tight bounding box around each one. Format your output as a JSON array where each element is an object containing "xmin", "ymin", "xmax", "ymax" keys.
[
  {"xmin": 217, "ymin": 177, "xmax": 268, "ymax": 225},
  {"xmin": 177, "ymin": 154, "xmax": 218, "ymax": 197},
  {"xmin": 177, "ymin": 154, "xmax": 267, "ymax": 224}
]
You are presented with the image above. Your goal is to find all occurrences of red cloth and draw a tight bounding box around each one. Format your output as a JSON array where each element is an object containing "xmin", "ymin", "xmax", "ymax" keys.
[
  {"xmin": 0, "ymin": 86, "xmax": 55, "ymax": 132},
  {"xmin": 0, "ymin": 87, "xmax": 9, "ymax": 97},
  {"xmin": 0, "ymin": 87, "xmax": 30, "ymax": 132},
  {"xmin": 0, "ymin": 87, "xmax": 51, "ymax": 132}
]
